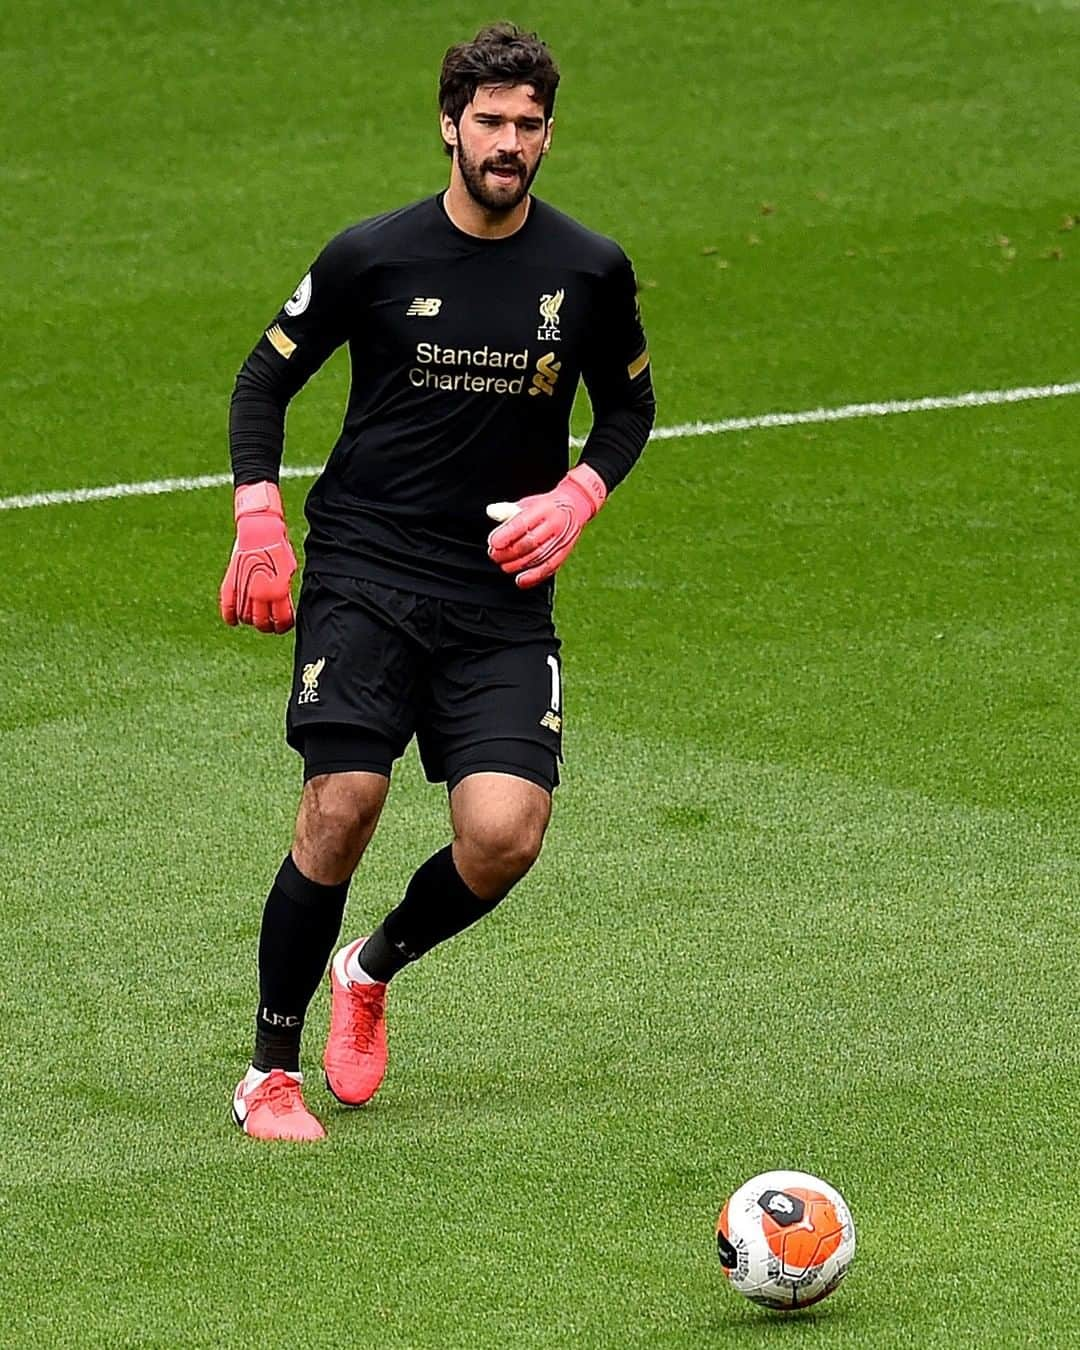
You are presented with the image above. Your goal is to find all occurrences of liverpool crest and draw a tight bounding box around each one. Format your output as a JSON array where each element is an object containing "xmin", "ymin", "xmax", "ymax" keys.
[
  {"xmin": 298, "ymin": 657, "xmax": 325, "ymax": 705},
  {"xmin": 537, "ymin": 289, "xmax": 564, "ymax": 341}
]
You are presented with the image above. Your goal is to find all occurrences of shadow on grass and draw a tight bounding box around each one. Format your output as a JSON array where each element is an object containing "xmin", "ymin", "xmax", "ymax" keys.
[{"xmin": 699, "ymin": 1299, "xmax": 860, "ymax": 1342}]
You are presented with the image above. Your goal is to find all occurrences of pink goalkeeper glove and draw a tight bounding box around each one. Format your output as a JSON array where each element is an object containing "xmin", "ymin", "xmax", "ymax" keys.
[
  {"xmin": 486, "ymin": 463, "xmax": 608, "ymax": 589},
  {"xmin": 219, "ymin": 481, "xmax": 298, "ymax": 633}
]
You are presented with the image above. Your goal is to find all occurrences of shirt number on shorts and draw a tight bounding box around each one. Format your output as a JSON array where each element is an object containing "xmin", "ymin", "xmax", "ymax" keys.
[{"xmin": 546, "ymin": 654, "xmax": 562, "ymax": 712}]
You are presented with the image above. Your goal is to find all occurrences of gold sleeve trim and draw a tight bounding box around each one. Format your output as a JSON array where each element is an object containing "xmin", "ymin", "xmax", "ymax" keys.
[
  {"xmin": 627, "ymin": 348, "xmax": 650, "ymax": 380},
  {"xmin": 266, "ymin": 324, "xmax": 296, "ymax": 359}
]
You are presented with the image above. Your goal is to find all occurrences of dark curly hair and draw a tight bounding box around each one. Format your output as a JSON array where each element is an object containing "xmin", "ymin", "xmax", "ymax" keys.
[{"xmin": 439, "ymin": 22, "xmax": 560, "ymax": 155}]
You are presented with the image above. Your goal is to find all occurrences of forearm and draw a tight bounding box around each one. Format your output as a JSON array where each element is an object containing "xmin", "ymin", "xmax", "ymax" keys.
[
  {"xmin": 578, "ymin": 378, "xmax": 656, "ymax": 491},
  {"xmin": 229, "ymin": 348, "xmax": 291, "ymax": 487}
]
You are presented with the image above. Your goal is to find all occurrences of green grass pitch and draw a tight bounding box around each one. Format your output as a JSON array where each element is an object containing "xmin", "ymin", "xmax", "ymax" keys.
[{"xmin": 4, "ymin": 0, "xmax": 1078, "ymax": 1345}]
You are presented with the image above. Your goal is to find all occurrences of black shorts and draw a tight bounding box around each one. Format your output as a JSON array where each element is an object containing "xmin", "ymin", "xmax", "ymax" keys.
[{"xmin": 285, "ymin": 573, "xmax": 563, "ymax": 792}]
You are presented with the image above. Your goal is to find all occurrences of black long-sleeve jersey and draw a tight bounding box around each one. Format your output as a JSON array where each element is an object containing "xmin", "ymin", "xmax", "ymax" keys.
[{"xmin": 229, "ymin": 193, "xmax": 655, "ymax": 608}]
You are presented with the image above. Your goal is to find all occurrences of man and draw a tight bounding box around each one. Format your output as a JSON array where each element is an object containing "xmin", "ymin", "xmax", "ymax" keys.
[{"xmin": 223, "ymin": 22, "xmax": 655, "ymax": 1141}]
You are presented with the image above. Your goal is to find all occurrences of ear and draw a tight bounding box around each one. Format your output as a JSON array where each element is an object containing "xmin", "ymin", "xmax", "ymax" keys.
[
  {"xmin": 542, "ymin": 118, "xmax": 555, "ymax": 155},
  {"xmin": 440, "ymin": 110, "xmax": 458, "ymax": 149}
]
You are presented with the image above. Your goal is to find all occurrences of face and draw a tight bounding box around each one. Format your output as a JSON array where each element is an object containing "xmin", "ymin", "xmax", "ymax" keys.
[{"xmin": 443, "ymin": 83, "xmax": 552, "ymax": 212}]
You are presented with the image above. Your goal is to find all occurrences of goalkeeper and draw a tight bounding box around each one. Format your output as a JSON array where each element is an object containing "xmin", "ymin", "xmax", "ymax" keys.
[{"xmin": 223, "ymin": 22, "xmax": 655, "ymax": 1141}]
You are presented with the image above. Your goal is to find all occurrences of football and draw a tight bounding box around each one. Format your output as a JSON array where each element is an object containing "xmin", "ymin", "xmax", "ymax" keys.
[{"xmin": 715, "ymin": 1170, "xmax": 855, "ymax": 1311}]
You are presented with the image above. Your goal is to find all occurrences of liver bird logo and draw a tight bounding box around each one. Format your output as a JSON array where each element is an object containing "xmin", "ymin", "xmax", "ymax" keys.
[
  {"xmin": 301, "ymin": 658, "xmax": 325, "ymax": 692},
  {"xmin": 539, "ymin": 289, "xmax": 565, "ymax": 323}
]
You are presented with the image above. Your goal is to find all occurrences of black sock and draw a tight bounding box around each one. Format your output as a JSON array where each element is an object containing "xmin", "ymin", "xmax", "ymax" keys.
[
  {"xmin": 358, "ymin": 845, "xmax": 498, "ymax": 983},
  {"xmin": 252, "ymin": 854, "xmax": 350, "ymax": 1072}
]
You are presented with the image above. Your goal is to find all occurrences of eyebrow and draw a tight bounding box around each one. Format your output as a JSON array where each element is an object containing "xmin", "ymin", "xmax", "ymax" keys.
[{"xmin": 474, "ymin": 112, "xmax": 546, "ymax": 127}]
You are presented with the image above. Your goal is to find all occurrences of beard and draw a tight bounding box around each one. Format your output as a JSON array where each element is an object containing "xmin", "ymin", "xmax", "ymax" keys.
[{"xmin": 456, "ymin": 140, "xmax": 543, "ymax": 213}]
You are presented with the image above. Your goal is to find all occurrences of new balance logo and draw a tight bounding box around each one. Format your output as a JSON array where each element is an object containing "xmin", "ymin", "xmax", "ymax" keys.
[{"xmin": 406, "ymin": 297, "xmax": 442, "ymax": 317}]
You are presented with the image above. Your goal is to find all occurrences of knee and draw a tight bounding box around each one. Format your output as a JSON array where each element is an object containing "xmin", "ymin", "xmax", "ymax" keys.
[
  {"xmin": 293, "ymin": 773, "xmax": 385, "ymax": 883},
  {"xmin": 304, "ymin": 776, "xmax": 380, "ymax": 839},
  {"xmin": 456, "ymin": 813, "xmax": 547, "ymax": 884}
]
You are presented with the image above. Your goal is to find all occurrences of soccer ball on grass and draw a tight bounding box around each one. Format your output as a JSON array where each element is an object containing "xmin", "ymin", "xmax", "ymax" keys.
[{"xmin": 715, "ymin": 1170, "xmax": 855, "ymax": 1311}]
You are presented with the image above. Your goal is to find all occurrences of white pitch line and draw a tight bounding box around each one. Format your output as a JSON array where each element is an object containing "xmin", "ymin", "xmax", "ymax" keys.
[
  {"xmin": 0, "ymin": 464, "xmax": 317, "ymax": 513},
  {"xmin": 3, "ymin": 378, "xmax": 1079, "ymax": 513},
  {"xmin": 644, "ymin": 379, "xmax": 1080, "ymax": 442}
]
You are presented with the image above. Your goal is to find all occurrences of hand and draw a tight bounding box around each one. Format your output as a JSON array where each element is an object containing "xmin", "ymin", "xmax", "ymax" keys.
[
  {"xmin": 219, "ymin": 481, "xmax": 298, "ymax": 633},
  {"xmin": 486, "ymin": 463, "xmax": 608, "ymax": 589}
]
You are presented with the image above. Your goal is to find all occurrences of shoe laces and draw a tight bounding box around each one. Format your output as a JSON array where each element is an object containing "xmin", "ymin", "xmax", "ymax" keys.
[
  {"xmin": 259, "ymin": 1074, "xmax": 305, "ymax": 1118},
  {"xmin": 344, "ymin": 982, "xmax": 385, "ymax": 1050}
]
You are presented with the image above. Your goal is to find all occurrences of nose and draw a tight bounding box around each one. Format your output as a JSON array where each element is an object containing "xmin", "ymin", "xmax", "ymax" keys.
[{"xmin": 495, "ymin": 121, "xmax": 522, "ymax": 154}]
